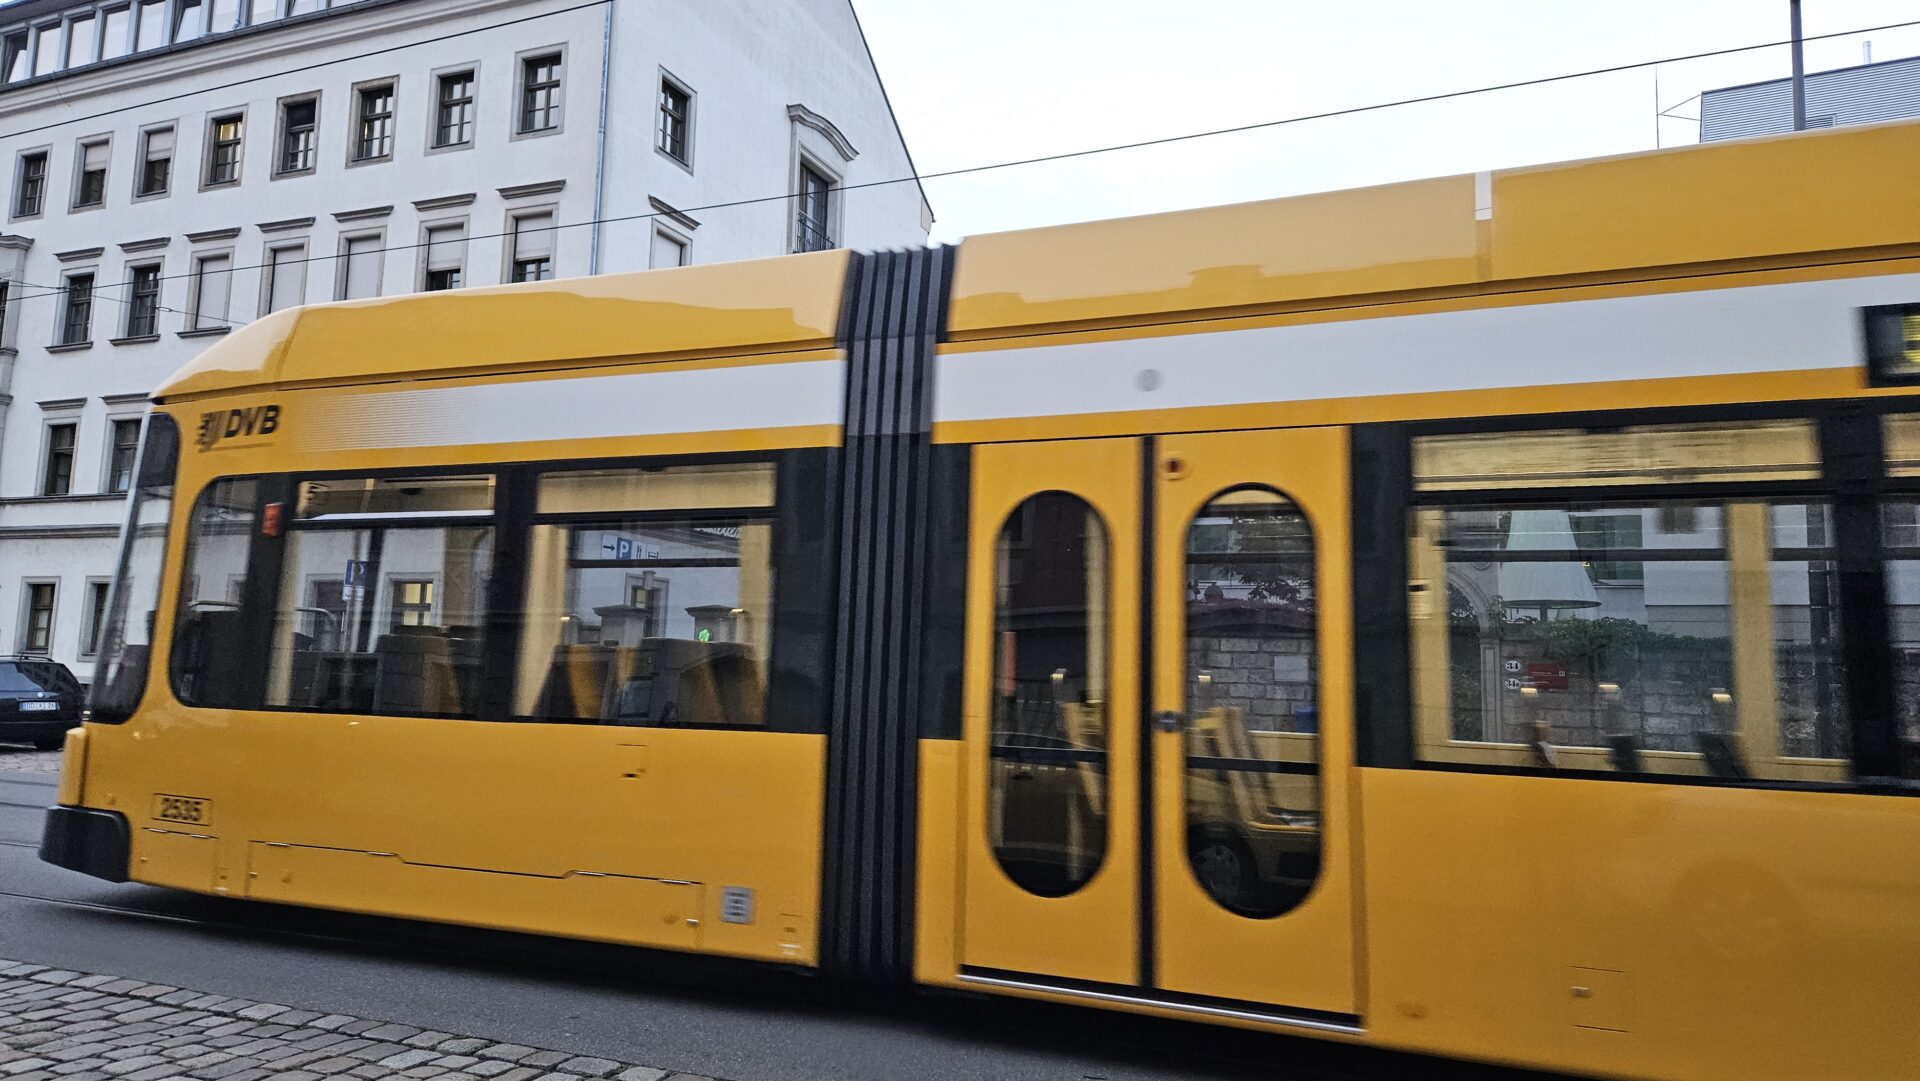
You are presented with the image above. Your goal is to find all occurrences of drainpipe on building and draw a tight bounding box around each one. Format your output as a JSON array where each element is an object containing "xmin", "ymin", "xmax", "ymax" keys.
[{"xmin": 588, "ymin": 0, "xmax": 614, "ymax": 275}]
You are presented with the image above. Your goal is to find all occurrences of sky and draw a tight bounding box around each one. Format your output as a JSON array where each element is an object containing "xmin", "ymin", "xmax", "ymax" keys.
[{"xmin": 851, "ymin": 0, "xmax": 1920, "ymax": 244}]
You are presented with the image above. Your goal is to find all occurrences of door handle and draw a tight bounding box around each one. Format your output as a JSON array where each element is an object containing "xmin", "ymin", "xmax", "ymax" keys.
[{"xmin": 1153, "ymin": 710, "xmax": 1184, "ymax": 733}]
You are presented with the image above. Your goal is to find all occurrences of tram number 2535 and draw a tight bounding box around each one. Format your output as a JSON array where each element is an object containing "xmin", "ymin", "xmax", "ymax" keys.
[{"xmin": 152, "ymin": 795, "xmax": 210, "ymax": 827}]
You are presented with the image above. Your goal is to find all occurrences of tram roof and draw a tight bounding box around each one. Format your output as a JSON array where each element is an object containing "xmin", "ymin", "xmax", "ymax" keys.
[
  {"xmin": 157, "ymin": 117, "xmax": 1920, "ymax": 403},
  {"xmin": 156, "ymin": 248, "xmax": 856, "ymax": 402}
]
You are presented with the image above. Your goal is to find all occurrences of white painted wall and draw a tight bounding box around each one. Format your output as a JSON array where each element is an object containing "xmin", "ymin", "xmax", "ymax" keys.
[{"xmin": 597, "ymin": 0, "xmax": 928, "ymax": 271}]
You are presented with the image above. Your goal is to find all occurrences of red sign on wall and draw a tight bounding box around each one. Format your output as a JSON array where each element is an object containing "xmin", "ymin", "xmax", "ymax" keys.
[{"xmin": 1526, "ymin": 663, "xmax": 1569, "ymax": 691}]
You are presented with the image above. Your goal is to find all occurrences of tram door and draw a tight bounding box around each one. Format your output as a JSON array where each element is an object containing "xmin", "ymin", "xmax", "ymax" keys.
[
  {"xmin": 957, "ymin": 429, "xmax": 1355, "ymax": 1013},
  {"xmin": 959, "ymin": 438, "xmax": 1143, "ymax": 986},
  {"xmin": 1149, "ymin": 427, "xmax": 1357, "ymax": 1014}
]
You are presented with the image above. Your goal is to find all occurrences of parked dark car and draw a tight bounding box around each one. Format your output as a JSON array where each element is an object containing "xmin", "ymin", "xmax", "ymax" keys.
[{"xmin": 0, "ymin": 657, "xmax": 83, "ymax": 750}]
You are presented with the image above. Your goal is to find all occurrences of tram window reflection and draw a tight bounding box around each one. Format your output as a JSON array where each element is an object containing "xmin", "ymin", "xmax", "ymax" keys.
[
  {"xmin": 988, "ymin": 491, "xmax": 1110, "ymax": 898},
  {"xmin": 170, "ymin": 477, "xmax": 258, "ymax": 708},
  {"xmin": 1184, "ymin": 487, "xmax": 1320, "ymax": 919},
  {"xmin": 1408, "ymin": 493, "xmax": 1850, "ymax": 782},
  {"xmin": 514, "ymin": 464, "xmax": 777, "ymax": 727},
  {"xmin": 1880, "ymin": 497, "xmax": 1920, "ymax": 778},
  {"xmin": 263, "ymin": 524, "xmax": 494, "ymax": 717}
]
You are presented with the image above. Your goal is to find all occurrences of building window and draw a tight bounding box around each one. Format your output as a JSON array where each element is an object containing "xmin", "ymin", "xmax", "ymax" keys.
[
  {"xmin": 518, "ymin": 53, "xmax": 562, "ymax": 133},
  {"xmin": 191, "ymin": 253, "xmax": 231, "ymax": 329},
  {"xmin": 246, "ymin": 0, "xmax": 277, "ymax": 27},
  {"xmin": 794, "ymin": 163, "xmax": 833, "ymax": 252},
  {"xmin": 2, "ymin": 32, "xmax": 26, "ymax": 82},
  {"xmin": 60, "ymin": 273, "xmax": 93, "ymax": 345},
  {"xmin": 82, "ymin": 581, "xmax": 111, "ymax": 655},
  {"xmin": 31, "ymin": 24, "xmax": 59, "ymax": 77},
  {"xmin": 339, "ymin": 233, "xmax": 382, "ymax": 300},
  {"xmin": 423, "ymin": 222, "xmax": 465, "ymax": 290},
  {"xmin": 390, "ymin": 579, "xmax": 434, "ymax": 630},
  {"xmin": 657, "ymin": 75, "xmax": 691, "ymax": 165},
  {"xmin": 650, "ymin": 228, "xmax": 687, "ymax": 269},
  {"xmin": 0, "ymin": 279, "xmax": 10, "ymax": 343},
  {"xmin": 205, "ymin": 113, "xmax": 243, "ymax": 186},
  {"xmin": 42, "ymin": 423, "xmax": 76, "ymax": 496},
  {"xmin": 208, "ymin": 0, "xmax": 237, "ymax": 34},
  {"xmin": 125, "ymin": 264, "xmax": 160, "ymax": 337},
  {"xmin": 101, "ymin": 6, "xmax": 130, "ymax": 60},
  {"xmin": 353, "ymin": 82, "xmax": 395, "ymax": 162},
  {"xmin": 73, "ymin": 139, "xmax": 108, "ymax": 208},
  {"xmin": 15, "ymin": 151, "xmax": 46, "ymax": 216},
  {"xmin": 288, "ymin": 0, "xmax": 320, "ymax": 14},
  {"xmin": 21, "ymin": 583, "xmax": 55, "ymax": 653},
  {"xmin": 137, "ymin": 126, "xmax": 172, "ymax": 196},
  {"xmin": 434, "ymin": 70, "xmax": 474, "ymax": 148},
  {"xmin": 509, "ymin": 212, "xmax": 554, "ymax": 282},
  {"xmin": 171, "ymin": 0, "xmax": 202, "ymax": 42},
  {"xmin": 135, "ymin": 0, "xmax": 165, "ymax": 50},
  {"xmin": 277, "ymin": 97, "xmax": 316, "ymax": 174},
  {"xmin": 106, "ymin": 418, "xmax": 141, "ymax": 493},
  {"xmin": 66, "ymin": 14, "xmax": 97, "ymax": 68},
  {"xmin": 263, "ymin": 243, "xmax": 306, "ymax": 313}
]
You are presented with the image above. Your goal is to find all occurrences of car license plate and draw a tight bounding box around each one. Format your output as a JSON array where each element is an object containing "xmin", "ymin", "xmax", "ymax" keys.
[{"xmin": 19, "ymin": 701, "xmax": 57, "ymax": 712}]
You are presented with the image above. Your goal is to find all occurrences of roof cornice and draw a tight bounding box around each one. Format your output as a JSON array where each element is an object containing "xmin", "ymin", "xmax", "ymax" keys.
[{"xmin": 0, "ymin": 0, "xmax": 532, "ymax": 116}]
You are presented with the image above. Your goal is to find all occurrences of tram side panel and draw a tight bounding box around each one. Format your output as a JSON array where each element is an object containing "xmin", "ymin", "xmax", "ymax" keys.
[
  {"xmin": 1351, "ymin": 388, "xmax": 1920, "ymax": 1081},
  {"xmin": 62, "ymin": 359, "xmax": 848, "ymax": 966}
]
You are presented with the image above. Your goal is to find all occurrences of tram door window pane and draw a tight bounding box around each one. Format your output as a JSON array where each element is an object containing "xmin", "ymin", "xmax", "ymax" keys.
[
  {"xmin": 1184, "ymin": 488, "xmax": 1320, "ymax": 918},
  {"xmin": 1408, "ymin": 494, "xmax": 1849, "ymax": 781},
  {"xmin": 515, "ymin": 464, "xmax": 776, "ymax": 727},
  {"xmin": 988, "ymin": 492, "xmax": 1109, "ymax": 898},
  {"xmin": 262, "ymin": 473, "xmax": 495, "ymax": 717},
  {"xmin": 170, "ymin": 478, "xmax": 258, "ymax": 707},
  {"xmin": 1881, "ymin": 498, "xmax": 1920, "ymax": 778},
  {"xmin": 92, "ymin": 415, "xmax": 179, "ymax": 724}
]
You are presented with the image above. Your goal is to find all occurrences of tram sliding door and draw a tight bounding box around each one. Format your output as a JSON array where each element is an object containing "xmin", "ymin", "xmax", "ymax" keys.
[
  {"xmin": 954, "ymin": 429, "xmax": 1357, "ymax": 1015},
  {"xmin": 1150, "ymin": 427, "xmax": 1358, "ymax": 1016},
  {"xmin": 958, "ymin": 438, "xmax": 1142, "ymax": 985}
]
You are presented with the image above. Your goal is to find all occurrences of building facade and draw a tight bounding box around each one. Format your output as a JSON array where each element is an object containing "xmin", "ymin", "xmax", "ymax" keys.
[
  {"xmin": 1700, "ymin": 53, "xmax": 1920, "ymax": 141},
  {"xmin": 0, "ymin": 0, "xmax": 930, "ymax": 681}
]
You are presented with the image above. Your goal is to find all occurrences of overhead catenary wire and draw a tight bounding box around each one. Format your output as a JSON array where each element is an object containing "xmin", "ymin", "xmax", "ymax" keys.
[
  {"xmin": 9, "ymin": 270, "xmax": 248, "ymax": 330},
  {"xmin": 5, "ymin": 16, "xmax": 1919, "ymax": 313}
]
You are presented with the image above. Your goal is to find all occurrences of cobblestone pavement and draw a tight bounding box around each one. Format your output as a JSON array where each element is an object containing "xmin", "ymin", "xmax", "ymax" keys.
[
  {"xmin": 0, "ymin": 748, "xmax": 63, "ymax": 775},
  {"xmin": 0, "ymin": 960, "xmax": 713, "ymax": 1081}
]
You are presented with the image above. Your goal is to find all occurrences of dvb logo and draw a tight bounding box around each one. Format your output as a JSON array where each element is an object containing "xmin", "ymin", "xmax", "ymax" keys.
[{"xmin": 196, "ymin": 404, "xmax": 281, "ymax": 450}]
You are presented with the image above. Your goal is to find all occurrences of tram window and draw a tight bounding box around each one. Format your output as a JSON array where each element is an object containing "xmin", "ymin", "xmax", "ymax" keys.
[
  {"xmin": 258, "ymin": 473, "xmax": 497, "ymax": 718},
  {"xmin": 1880, "ymin": 498, "xmax": 1920, "ymax": 778},
  {"xmin": 514, "ymin": 464, "xmax": 777, "ymax": 727},
  {"xmin": 264, "ymin": 524, "xmax": 494, "ymax": 717},
  {"xmin": 533, "ymin": 462, "xmax": 774, "ymax": 515},
  {"xmin": 92, "ymin": 413, "xmax": 179, "ymax": 725},
  {"xmin": 295, "ymin": 473, "xmax": 494, "ymax": 519},
  {"xmin": 1185, "ymin": 488, "xmax": 1320, "ymax": 918},
  {"xmin": 170, "ymin": 477, "xmax": 260, "ymax": 708},
  {"xmin": 1881, "ymin": 412, "xmax": 1920, "ymax": 477},
  {"xmin": 1413, "ymin": 419, "xmax": 1820, "ymax": 491},
  {"xmin": 988, "ymin": 491, "xmax": 1109, "ymax": 898},
  {"xmin": 1407, "ymin": 497, "xmax": 1851, "ymax": 782}
]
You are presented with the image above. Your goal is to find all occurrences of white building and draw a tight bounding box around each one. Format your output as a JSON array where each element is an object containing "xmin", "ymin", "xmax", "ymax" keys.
[{"xmin": 0, "ymin": 0, "xmax": 930, "ymax": 682}]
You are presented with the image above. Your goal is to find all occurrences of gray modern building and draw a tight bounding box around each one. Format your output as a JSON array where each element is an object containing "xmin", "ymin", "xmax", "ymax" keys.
[{"xmin": 1700, "ymin": 53, "xmax": 1920, "ymax": 141}]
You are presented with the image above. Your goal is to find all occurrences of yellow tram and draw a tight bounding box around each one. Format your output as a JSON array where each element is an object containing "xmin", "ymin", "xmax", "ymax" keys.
[{"xmin": 42, "ymin": 117, "xmax": 1920, "ymax": 1081}]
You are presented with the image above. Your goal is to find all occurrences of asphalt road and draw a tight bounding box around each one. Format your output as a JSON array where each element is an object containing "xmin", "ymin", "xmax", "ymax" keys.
[{"xmin": 0, "ymin": 755, "xmax": 1559, "ymax": 1081}]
